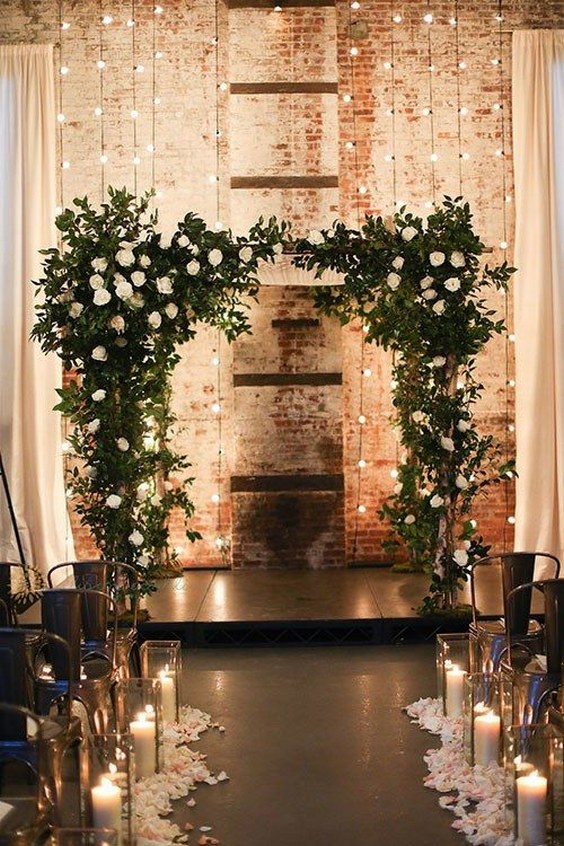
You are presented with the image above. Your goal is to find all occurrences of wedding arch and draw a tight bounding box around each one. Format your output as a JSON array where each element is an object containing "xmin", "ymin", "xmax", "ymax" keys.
[{"xmin": 33, "ymin": 189, "xmax": 515, "ymax": 612}]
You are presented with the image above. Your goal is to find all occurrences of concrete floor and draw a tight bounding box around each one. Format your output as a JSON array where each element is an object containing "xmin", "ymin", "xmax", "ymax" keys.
[{"xmin": 175, "ymin": 643, "xmax": 461, "ymax": 846}]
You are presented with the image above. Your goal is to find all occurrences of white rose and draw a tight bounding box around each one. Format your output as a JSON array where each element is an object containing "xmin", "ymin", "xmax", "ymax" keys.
[
  {"xmin": 116, "ymin": 280, "xmax": 134, "ymax": 301},
  {"xmin": 420, "ymin": 275, "xmax": 434, "ymax": 290},
  {"xmin": 165, "ymin": 302, "xmax": 179, "ymax": 319},
  {"xmin": 89, "ymin": 273, "xmax": 104, "ymax": 290},
  {"xmin": 69, "ymin": 302, "xmax": 83, "ymax": 318},
  {"xmin": 453, "ymin": 549, "xmax": 469, "ymax": 566},
  {"xmin": 129, "ymin": 530, "xmax": 144, "ymax": 546},
  {"xmin": 157, "ymin": 276, "xmax": 173, "ymax": 294},
  {"xmin": 457, "ymin": 419, "xmax": 471, "ymax": 432},
  {"xmin": 91, "ymin": 389, "xmax": 106, "ymax": 402},
  {"xmin": 131, "ymin": 270, "xmax": 146, "ymax": 287},
  {"xmin": 432, "ymin": 355, "xmax": 446, "ymax": 368},
  {"xmin": 273, "ymin": 243, "xmax": 284, "ymax": 255},
  {"xmin": 430, "ymin": 494, "xmax": 444, "ymax": 508},
  {"xmin": 444, "ymin": 277, "xmax": 461, "ymax": 292},
  {"xmin": 307, "ymin": 229, "xmax": 324, "ymax": 245},
  {"xmin": 138, "ymin": 554, "xmax": 150, "ymax": 567},
  {"xmin": 177, "ymin": 234, "xmax": 189, "ymax": 248},
  {"xmin": 429, "ymin": 251, "xmax": 446, "ymax": 267},
  {"xmin": 87, "ymin": 418, "xmax": 100, "ymax": 434},
  {"xmin": 440, "ymin": 436, "xmax": 455, "ymax": 452},
  {"xmin": 450, "ymin": 251, "xmax": 466, "ymax": 268},
  {"xmin": 130, "ymin": 293, "xmax": 144, "ymax": 308},
  {"xmin": 92, "ymin": 345, "xmax": 108, "ymax": 361},
  {"xmin": 110, "ymin": 315, "xmax": 125, "ymax": 333},
  {"xmin": 117, "ymin": 437, "xmax": 130, "ymax": 452},
  {"xmin": 106, "ymin": 494, "xmax": 122, "ymax": 509},
  {"xmin": 393, "ymin": 482, "xmax": 403, "ymax": 494},
  {"xmin": 208, "ymin": 248, "xmax": 223, "ymax": 266},
  {"xmin": 148, "ymin": 311, "xmax": 162, "ymax": 329},
  {"xmin": 93, "ymin": 288, "xmax": 111, "ymax": 306},
  {"xmin": 91, "ymin": 257, "xmax": 108, "ymax": 273},
  {"xmin": 456, "ymin": 474, "xmax": 469, "ymax": 489},
  {"xmin": 432, "ymin": 299, "xmax": 446, "ymax": 314},
  {"xmin": 401, "ymin": 225, "xmax": 418, "ymax": 242},
  {"xmin": 422, "ymin": 289, "xmax": 437, "ymax": 300},
  {"xmin": 186, "ymin": 259, "xmax": 200, "ymax": 275},
  {"xmin": 404, "ymin": 514, "xmax": 416, "ymax": 525},
  {"xmin": 150, "ymin": 493, "xmax": 161, "ymax": 506},
  {"xmin": 136, "ymin": 485, "xmax": 148, "ymax": 502},
  {"xmin": 239, "ymin": 246, "xmax": 253, "ymax": 263},
  {"xmin": 139, "ymin": 254, "xmax": 151, "ymax": 268},
  {"xmin": 116, "ymin": 248, "xmax": 135, "ymax": 267},
  {"xmin": 412, "ymin": 410, "xmax": 426, "ymax": 424},
  {"xmin": 392, "ymin": 256, "xmax": 404, "ymax": 270},
  {"xmin": 85, "ymin": 465, "xmax": 98, "ymax": 479},
  {"xmin": 113, "ymin": 273, "xmax": 126, "ymax": 286},
  {"xmin": 387, "ymin": 272, "xmax": 401, "ymax": 290}
]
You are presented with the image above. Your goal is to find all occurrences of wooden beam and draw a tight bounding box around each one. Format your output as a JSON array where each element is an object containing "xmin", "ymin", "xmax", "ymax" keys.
[
  {"xmin": 231, "ymin": 175, "xmax": 339, "ymax": 189},
  {"xmin": 228, "ymin": 0, "xmax": 335, "ymax": 8},
  {"xmin": 230, "ymin": 82, "xmax": 338, "ymax": 95},
  {"xmin": 233, "ymin": 372, "xmax": 343, "ymax": 387},
  {"xmin": 230, "ymin": 474, "xmax": 344, "ymax": 492}
]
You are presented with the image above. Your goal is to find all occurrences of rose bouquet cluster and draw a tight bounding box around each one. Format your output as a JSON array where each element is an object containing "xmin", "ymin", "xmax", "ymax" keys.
[
  {"xmin": 33, "ymin": 187, "xmax": 287, "ymax": 595},
  {"xmin": 293, "ymin": 197, "xmax": 516, "ymax": 612}
]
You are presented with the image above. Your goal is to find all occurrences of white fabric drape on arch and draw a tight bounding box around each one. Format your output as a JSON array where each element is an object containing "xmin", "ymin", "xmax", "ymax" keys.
[
  {"xmin": 512, "ymin": 30, "xmax": 564, "ymax": 569},
  {"xmin": 0, "ymin": 44, "xmax": 71, "ymax": 576}
]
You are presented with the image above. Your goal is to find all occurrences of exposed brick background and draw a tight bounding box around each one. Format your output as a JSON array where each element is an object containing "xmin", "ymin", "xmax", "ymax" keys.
[{"xmin": 3, "ymin": 0, "xmax": 560, "ymax": 568}]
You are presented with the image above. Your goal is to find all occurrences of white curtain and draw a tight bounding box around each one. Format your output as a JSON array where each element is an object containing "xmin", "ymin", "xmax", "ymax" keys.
[
  {"xmin": 513, "ymin": 31, "xmax": 564, "ymax": 568},
  {"xmin": 0, "ymin": 44, "xmax": 70, "ymax": 577}
]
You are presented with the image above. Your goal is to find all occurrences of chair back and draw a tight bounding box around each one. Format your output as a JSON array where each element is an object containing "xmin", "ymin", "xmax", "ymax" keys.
[
  {"xmin": 0, "ymin": 628, "xmax": 33, "ymax": 735},
  {"xmin": 41, "ymin": 590, "xmax": 82, "ymax": 680},
  {"xmin": 540, "ymin": 579, "xmax": 564, "ymax": 674}
]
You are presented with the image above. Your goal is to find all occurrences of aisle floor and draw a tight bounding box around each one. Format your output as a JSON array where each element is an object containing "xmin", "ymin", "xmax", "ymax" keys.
[{"xmin": 175, "ymin": 643, "xmax": 462, "ymax": 846}]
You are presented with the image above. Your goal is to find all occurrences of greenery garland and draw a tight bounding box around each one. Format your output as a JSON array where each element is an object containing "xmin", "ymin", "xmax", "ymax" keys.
[
  {"xmin": 32, "ymin": 188, "xmax": 287, "ymax": 597},
  {"xmin": 293, "ymin": 197, "xmax": 516, "ymax": 612},
  {"xmin": 33, "ymin": 190, "xmax": 514, "ymax": 612}
]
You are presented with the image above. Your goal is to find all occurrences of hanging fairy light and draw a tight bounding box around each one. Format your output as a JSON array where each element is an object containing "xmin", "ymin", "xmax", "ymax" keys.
[
  {"xmin": 130, "ymin": 0, "xmax": 139, "ymax": 193},
  {"xmin": 96, "ymin": 0, "xmax": 108, "ymax": 198},
  {"xmin": 424, "ymin": 2, "xmax": 437, "ymax": 203}
]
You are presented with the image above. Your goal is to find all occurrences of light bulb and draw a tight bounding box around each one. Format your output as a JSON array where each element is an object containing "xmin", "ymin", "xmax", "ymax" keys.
[
  {"xmin": 508, "ymin": 333, "xmax": 516, "ymax": 342},
  {"xmin": 428, "ymin": 64, "xmax": 435, "ymax": 72},
  {"xmin": 363, "ymin": 368, "xmax": 372, "ymax": 377},
  {"xmin": 358, "ymin": 184, "xmax": 367, "ymax": 194},
  {"xmin": 459, "ymin": 106, "xmax": 469, "ymax": 116},
  {"xmin": 505, "ymin": 194, "xmax": 512, "ymax": 203},
  {"xmin": 153, "ymin": 97, "xmax": 161, "ymax": 105},
  {"xmin": 384, "ymin": 154, "xmax": 394, "ymax": 162},
  {"xmin": 147, "ymin": 143, "xmax": 155, "ymax": 153},
  {"xmin": 385, "ymin": 108, "xmax": 394, "ymax": 116},
  {"xmin": 449, "ymin": 16, "xmax": 457, "ymax": 25},
  {"xmin": 350, "ymin": 47, "xmax": 359, "ymax": 57},
  {"xmin": 383, "ymin": 61, "xmax": 392, "ymax": 70},
  {"xmin": 421, "ymin": 107, "xmax": 431, "ymax": 116},
  {"xmin": 218, "ymin": 81, "xmax": 228, "ymax": 92},
  {"xmin": 127, "ymin": 18, "xmax": 135, "ymax": 27},
  {"xmin": 458, "ymin": 61, "xmax": 466, "ymax": 70},
  {"xmin": 60, "ymin": 65, "xmax": 69, "ymax": 75},
  {"xmin": 130, "ymin": 109, "xmax": 139, "ymax": 119},
  {"xmin": 211, "ymin": 493, "xmax": 220, "ymax": 503},
  {"xmin": 357, "ymin": 504, "xmax": 366, "ymax": 513},
  {"xmin": 100, "ymin": 154, "xmax": 108, "ymax": 164},
  {"xmin": 208, "ymin": 174, "xmax": 218, "ymax": 184},
  {"xmin": 362, "ymin": 324, "xmax": 369, "ymax": 333},
  {"xmin": 430, "ymin": 152, "xmax": 438, "ymax": 162},
  {"xmin": 358, "ymin": 414, "xmax": 367, "ymax": 424},
  {"xmin": 491, "ymin": 58, "xmax": 500, "ymax": 65},
  {"xmin": 61, "ymin": 21, "xmax": 70, "ymax": 30},
  {"xmin": 342, "ymin": 93, "xmax": 353, "ymax": 103},
  {"xmin": 61, "ymin": 440, "xmax": 71, "ymax": 454},
  {"xmin": 470, "ymin": 519, "xmax": 477, "ymax": 528},
  {"xmin": 215, "ymin": 220, "xmax": 223, "ymax": 231},
  {"xmin": 507, "ymin": 515, "xmax": 516, "ymax": 525},
  {"xmin": 61, "ymin": 160, "xmax": 70, "ymax": 169},
  {"xmin": 102, "ymin": 14, "xmax": 113, "ymax": 24},
  {"xmin": 423, "ymin": 13, "xmax": 433, "ymax": 23},
  {"xmin": 495, "ymin": 148, "xmax": 504, "ymax": 157},
  {"xmin": 507, "ymin": 379, "xmax": 516, "ymax": 387},
  {"xmin": 393, "ymin": 13, "xmax": 402, "ymax": 23},
  {"xmin": 461, "ymin": 152, "xmax": 470, "ymax": 160},
  {"xmin": 358, "ymin": 459, "xmax": 367, "ymax": 468},
  {"xmin": 508, "ymin": 424, "xmax": 515, "ymax": 433},
  {"xmin": 135, "ymin": 64, "xmax": 145, "ymax": 73},
  {"xmin": 154, "ymin": 50, "xmax": 163, "ymax": 59},
  {"xmin": 133, "ymin": 155, "xmax": 141, "ymax": 166},
  {"xmin": 424, "ymin": 200, "xmax": 433, "ymax": 209},
  {"xmin": 94, "ymin": 106, "xmax": 103, "ymax": 116},
  {"xmin": 345, "ymin": 140, "xmax": 355, "ymax": 149},
  {"xmin": 212, "ymin": 402, "xmax": 221, "ymax": 414},
  {"xmin": 390, "ymin": 468, "xmax": 399, "ymax": 479},
  {"xmin": 154, "ymin": 4, "xmax": 164, "ymax": 13},
  {"xmin": 211, "ymin": 356, "xmax": 220, "ymax": 366},
  {"xmin": 351, "ymin": 1, "xmax": 360, "ymax": 8},
  {"xmin": 57, "ymin": 112, "xmax": 66, "ymax": 123},
  {"xmin": 500, "ymin": 240, "xmax": 508, "ymax": 249},
  {"xmin": 492, "ymin": 102, "xmax": 502, "ymax": 111},
  {"xmin": 97, "ymin": 59, "xmax": 106, "ymax": 70}
]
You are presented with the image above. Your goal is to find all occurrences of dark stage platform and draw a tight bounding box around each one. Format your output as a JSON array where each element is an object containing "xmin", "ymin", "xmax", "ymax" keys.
[
  {"xmin": 21, "ymin": 563, "xmax": 535, "ymax": 647},
  {"xmin": 134, "ymin": 564, "xmax": 527, "ymax": 647}
]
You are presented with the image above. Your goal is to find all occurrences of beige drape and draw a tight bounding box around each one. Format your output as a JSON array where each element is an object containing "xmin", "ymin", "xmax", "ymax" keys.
[
  {"xmin": 513, "ymin": 31, "xmax": 564, "ymax": 566},
  {"xmin": 0, "ymin": 44, "xmax": 70, "ymax": 575}
]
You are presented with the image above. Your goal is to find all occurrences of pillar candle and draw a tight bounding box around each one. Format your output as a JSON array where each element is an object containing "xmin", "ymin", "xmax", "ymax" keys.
[
  {"xmin": 445, "ymin": 665, "xmax": 466, "ymax": 718},
  {"xmin": 130, "ymin": 712, "xmax": 156, "ymax": 779},
  {"xmin": 92, "ymin": 776, "xmax": 121, "ymax": 845},
  {"xmin": 473, "ymin": 710, "xmax": 500, "ymax": 767},
  {"xmin": 158, "ymin": 669, "xmax": 176, "ymax": 723},
  {"xmin": 516, "ymin": 770, "xmax": 547, "ymax": 846}
]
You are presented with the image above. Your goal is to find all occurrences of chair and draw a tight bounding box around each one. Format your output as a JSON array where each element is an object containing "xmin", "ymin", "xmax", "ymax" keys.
[
  {"xmin": 36, "ymin": 589, "xmax": 117, "ymax": 734},
  {"xmin": 469, "ymin": 552, "xmax": 560, "ymax": 672},
  {"xmin": 47, "ymin": 560, "xmax": 141, "ymax": 678},
  {"xmin": 500, "ymin": 579, "xmax": 564, "ymax": 724},
  {"xmin": 0, "ymin": 629, "xmax": 82, "ymax": 828},
  {"xmin": 0, "ymin": 598, "xmax": 8, "ymax": 628},
  {"xmin": 0, "ymin": 702, "xmax": 51, "ymax": 844}
]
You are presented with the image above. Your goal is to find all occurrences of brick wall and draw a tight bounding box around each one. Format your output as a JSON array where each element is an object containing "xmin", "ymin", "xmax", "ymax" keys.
[{"xmin": 3, "ymin": 0, "xmax": 560, "ymax": 567}]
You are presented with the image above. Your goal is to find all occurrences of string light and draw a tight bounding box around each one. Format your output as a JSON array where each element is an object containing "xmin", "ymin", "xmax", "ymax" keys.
[
  {"xmin": 97, "ymin": 0, "xmax": 107, "ymax": 198},
  {"xmin": 425, "ymin": 1, "xmax": 437, "ymax": 203},
  {"xmin": 131, "ymin": 0, "xmax": 138, "ymax": 193}
]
